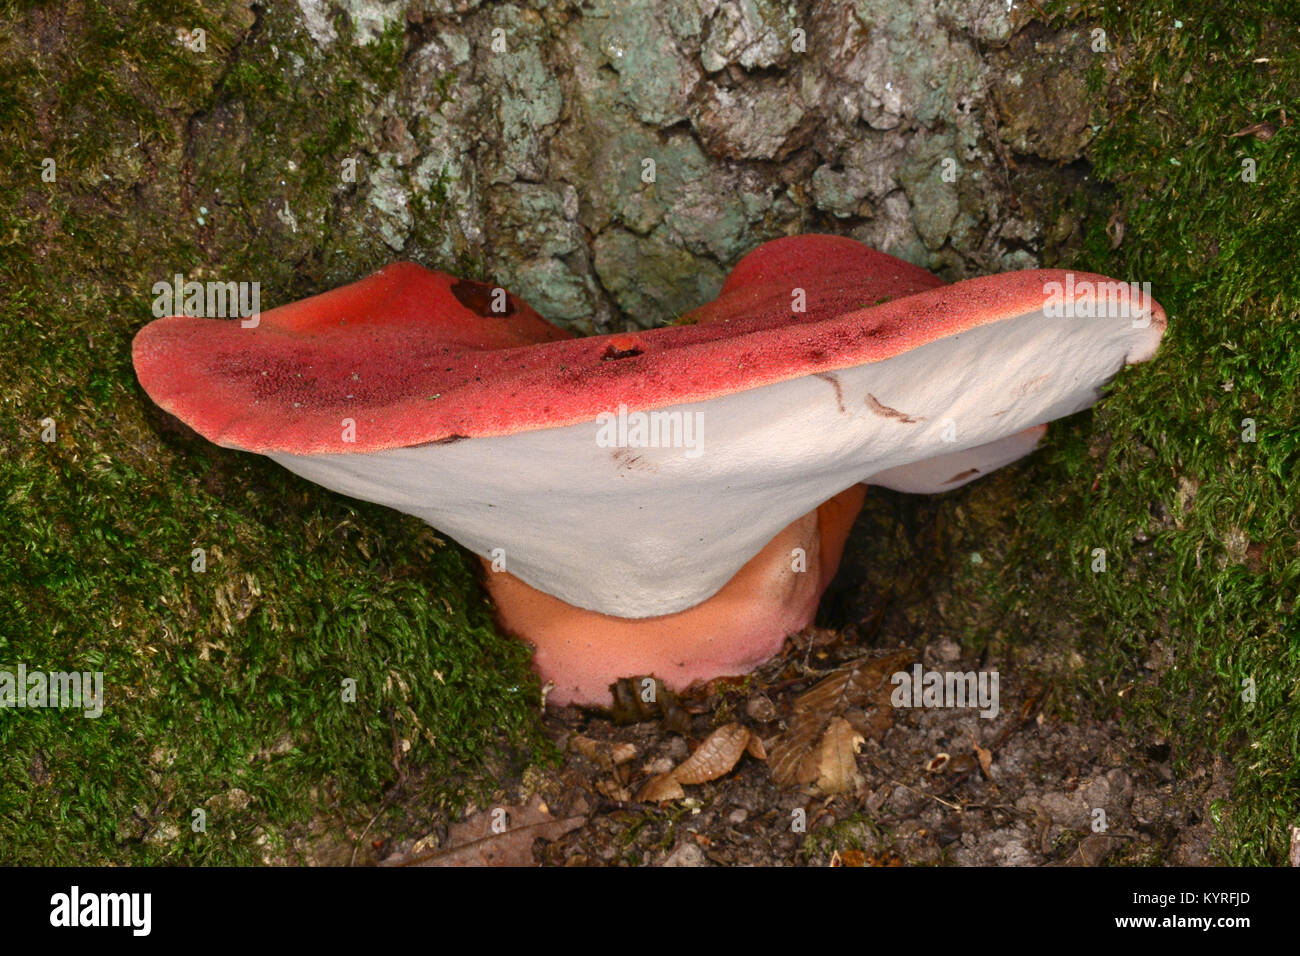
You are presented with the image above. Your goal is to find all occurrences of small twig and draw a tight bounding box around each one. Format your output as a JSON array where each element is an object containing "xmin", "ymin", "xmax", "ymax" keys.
[{"xmin": 890, "ymin": 779, "xmax": 962, "ymax": 811}]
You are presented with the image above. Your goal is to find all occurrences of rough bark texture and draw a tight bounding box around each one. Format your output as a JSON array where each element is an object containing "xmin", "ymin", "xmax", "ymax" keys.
[{"xmin": 7, "ymin": 0, "xmax": 1114, "ymax": 331}]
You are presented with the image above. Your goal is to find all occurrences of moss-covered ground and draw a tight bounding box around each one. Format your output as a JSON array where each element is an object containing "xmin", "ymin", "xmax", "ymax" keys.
[
  {"xmin": 0, "ymin": 0, "xmax": 550, "ymax": 865},
  {"xmin": 998, "ymin": 0, "xmax": 1298, "ymax": 864}
]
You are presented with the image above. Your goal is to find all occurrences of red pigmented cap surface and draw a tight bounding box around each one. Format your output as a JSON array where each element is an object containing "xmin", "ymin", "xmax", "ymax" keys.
[{"xmin": 131, "ymin": 235, "xmax": 1164, "ymax": 454}]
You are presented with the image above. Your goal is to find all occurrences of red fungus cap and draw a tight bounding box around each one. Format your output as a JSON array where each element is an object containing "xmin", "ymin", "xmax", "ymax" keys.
[{"xmin": 134, "ymin": 235, "xmax": 1162, "ymax": 456}]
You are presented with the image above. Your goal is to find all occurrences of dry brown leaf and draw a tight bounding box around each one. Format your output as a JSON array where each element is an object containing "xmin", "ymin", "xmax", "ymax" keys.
[
  {"xmin": 769, "ymin": 650, "xmax": 913, "ymax": 788},
  {"xmin": 570, "ymin": 735, "xmax": 638, "ymax": 771},
  {"xmin": 636, "ymin": 771, "xmax": 686, "ymax": 802},
  {"xmin": 380, "ymin": 795, "xmax": 585, "ymax": 867},
  {"xmin": 812, "ymin": 717, "xmax": 866, "ymax": 795},
  {"xmin": 609, "ymin": 742, "xmax": 637, "ymax": 765},
  {"xmin": 570, "ymin": 735, "xmax": 602, "ymax": 762},
  {"xmin": 1106, "ymin": 207, "xmax": 1126, "ymax": 249},
  {"xmin": 672, "ymin": 722, "xmax": 751, "ymax": 784},
  {"xmin": 1229, "ymin": 120, "xmax": 1277, "ymax": 140},
  {"xmin": 596, "ymin": 779, "xmax": 632, "ymax": 802},
  {"xmin": 636, "ymin": 723, "xmax": 762, "ymax": 801},
  {"xmin": 971, "ymin": 732, "xmax": 993, "ymax": 779},
  {"xmin": 831, "ymin": 849, "xmax": 867, "ymax": 867}
]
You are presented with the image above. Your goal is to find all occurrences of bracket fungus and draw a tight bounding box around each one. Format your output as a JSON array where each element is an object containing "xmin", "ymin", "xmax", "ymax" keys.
[{"xmin": 132, "ymin": 235, "xmax": 1165, "ymax": 706}]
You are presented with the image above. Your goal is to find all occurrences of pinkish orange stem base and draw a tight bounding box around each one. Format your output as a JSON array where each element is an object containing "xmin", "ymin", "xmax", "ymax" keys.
[{"xmin": 482, "ymin": 485, "xmax": 867, "ymax": 707}]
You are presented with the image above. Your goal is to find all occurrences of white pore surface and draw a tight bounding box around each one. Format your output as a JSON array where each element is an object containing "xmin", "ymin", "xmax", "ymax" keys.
[
  {"xmin": 866, "ymin": 425, "xmax": 1047, "ymax": 494},
  {"xmin": 268, "ymin": 307, "xmax": 1163, "ymax": 617}
]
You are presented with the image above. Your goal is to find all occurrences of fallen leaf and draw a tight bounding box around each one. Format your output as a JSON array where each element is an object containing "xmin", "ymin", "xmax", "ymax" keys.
[
  {"xmin": 570, "ymin": 734, "xmax": 638, "ymax": 770},
  {"xmin": 635, "ymin": 723, "xmax": 762, "ymax": 801},
  {"xmin": 595, "ymin": 778, "xmax": 632, "ymax": 802},
  {"xmin": 379, "ymin": 795, "xmax": 584, "ymax": 867},
  {"xmin": 1106, "ymin": 207, "xmax": 1126, "ymax": 249},
  {"xmin": 1062, "ymin": 833, "xmax": 1120, "ymax": 867},
  {"xmin": 769, "ymin": 650, "xmax": 913, "ymax": 788},
  {"xmin": 609, "ymin": 742, "xmax": 638, "ymax": 765},
  {"xmin": 812, "ymin": 717, "xmax": 865, "ymax": 795},
  {"xmin": 1229, "ymin": 120, "xmax": 1276, "ymax": 140},
  {"xmin": 570, "ymin": 734, "xmax": 602, "ymax": 762},
  {"xmin": 971, "ymin": 732, "xmax": 993, "ymax": 779},
  {"xmin": 673, "ymin": 723, "xmax": 751, "ymax": 784},
  {"xmin": 636, "ymin": 772, "xmax": 686, "ymax": 802}
]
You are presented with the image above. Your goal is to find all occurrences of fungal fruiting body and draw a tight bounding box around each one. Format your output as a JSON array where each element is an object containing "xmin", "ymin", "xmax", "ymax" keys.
[
  {"xmin": 484, "ymin": 485, "xmax": 869, "ymax": 705},
  {"xmin": 132, "ymin": 235, "xmax": 1166, "ymax": 706}
]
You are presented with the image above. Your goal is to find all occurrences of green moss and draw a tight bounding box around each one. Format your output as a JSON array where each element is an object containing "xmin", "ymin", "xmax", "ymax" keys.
[
  {"xmin": 0, "ymin": 0, "xmax": 547, "ymax": 865},
  {"xmin": 0, "ymin": 257, "xmax": 552, "ymax": 863},
  {"xmin": 1006, "ymin": 0, "xmax": 1300, "ymax": 864},
  {"xmin": 799, "ymin": 813, "xmax": 894, "ymax": 864}
]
